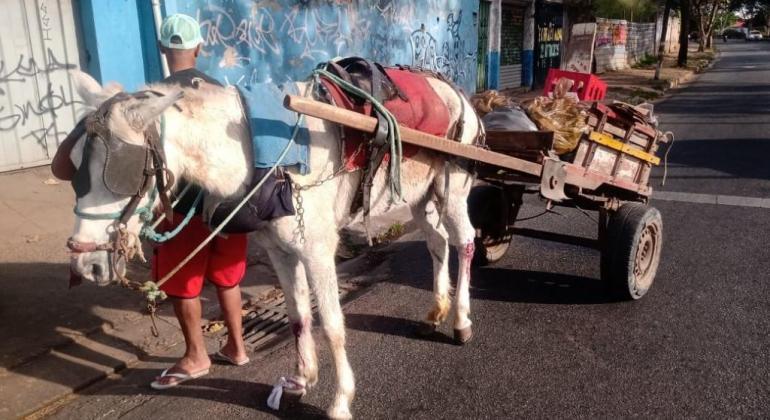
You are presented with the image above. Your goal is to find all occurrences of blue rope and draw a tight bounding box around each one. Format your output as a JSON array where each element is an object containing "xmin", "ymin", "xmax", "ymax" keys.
[{"xmin": 140, "ymin": 189, "xmax": 203, "ymax": 243}]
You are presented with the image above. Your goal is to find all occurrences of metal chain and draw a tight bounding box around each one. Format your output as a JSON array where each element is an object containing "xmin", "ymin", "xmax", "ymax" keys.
[
  {"xmin": 292, "ymin": 187, "xmax": 306, "ymax": 245},
  {"xmin": 291, "ymin": 145, "xmax": 363, "ymax": 245}
]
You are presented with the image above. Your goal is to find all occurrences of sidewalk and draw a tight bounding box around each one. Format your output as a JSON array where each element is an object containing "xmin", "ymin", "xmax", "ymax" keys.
[
  {"xmin": 0, "ymin": 166, "xmax": 278, "ymax": 419},
  {"xmin": 502, "ymin": 46, "xmax": 716, "ymax": 105},
  {"xmin": 0, "ymin": 165, "xmax": 402, "ymax": 419}
]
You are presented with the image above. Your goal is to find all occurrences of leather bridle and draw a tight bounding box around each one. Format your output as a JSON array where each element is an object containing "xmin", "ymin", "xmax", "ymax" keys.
[{"xmin": 67, "ymin": 91, "xmax": 176, "ymax": 283}]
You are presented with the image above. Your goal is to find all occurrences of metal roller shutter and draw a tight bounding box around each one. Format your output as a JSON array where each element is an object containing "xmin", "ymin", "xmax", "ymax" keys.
[
  {"xmin": 0, "ymin": 0, "xmax": 87, "ymax": 172},
  {"xmin": 499, "ymin": 3, "xmax": 524, "ymax": 89}
]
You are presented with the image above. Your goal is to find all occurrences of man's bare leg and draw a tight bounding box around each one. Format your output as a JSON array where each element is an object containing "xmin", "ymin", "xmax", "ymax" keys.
[
  {"xmin": 216, "ymin": 285, "xmax": 248, "ymax": 363},
  {"xmin": 155, "ymin": 297, "xmax": 211, "ymax": 386}
]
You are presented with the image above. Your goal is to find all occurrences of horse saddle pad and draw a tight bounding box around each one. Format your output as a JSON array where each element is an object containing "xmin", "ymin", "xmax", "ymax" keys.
[
  {"xmin": 320, "ymin": 68, "xmax": 452, "ymax": 171},
  {"xmin": 238, "ymin": 83, "xmax": 310, "ymax": 175}
]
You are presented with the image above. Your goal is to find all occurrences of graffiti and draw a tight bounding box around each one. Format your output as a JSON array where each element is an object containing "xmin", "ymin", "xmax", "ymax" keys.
[
  {"xmin": 596, "ymin": 19, "xmax": 627, "ymax": 48},
  {"xmin": 0, "ymin": 46, "xmax": 82, "ymax": 150},
  {"xmin": 410, "ymin": 11, "xmax": 477, "ymax": 86},
  {"xmin": 184, "ymin": 0, "xmax": 478, "ymax": 92},
  {"xmin": 199, "ymin": 5, "xmax": 281, "ymax": 55},
  {"xmin": 0, "ymin": 48, "xmax": 76, "ymax": 94},
  {"xmin": 0, "ymin": 83, "xmax": 82, "ymax": 132},
  {"xmin": 40, "ymin": 1, "xmax": 53, "ymax": 41},
  {"xmin": 280, "ymin": 5, "xmax": 353, "ymax": 60}
]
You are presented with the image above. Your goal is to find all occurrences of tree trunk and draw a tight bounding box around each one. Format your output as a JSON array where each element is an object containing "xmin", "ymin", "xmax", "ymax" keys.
[
  {"xmin": 678, "ymin": 0, "xmax": 690, "ymax": 67},
  {"xmin": 704, "ymin": 0, "xmax": 721, "ymax": 50},
  {"xmin": 655, "ymin": 0, "xmax": 673, "ymax": 80}
]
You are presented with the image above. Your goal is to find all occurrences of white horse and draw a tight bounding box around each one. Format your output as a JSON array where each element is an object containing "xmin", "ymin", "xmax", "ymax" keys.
[{"xmin": 67, "ymin": 69, "xmax": 480, "ymax": 419}]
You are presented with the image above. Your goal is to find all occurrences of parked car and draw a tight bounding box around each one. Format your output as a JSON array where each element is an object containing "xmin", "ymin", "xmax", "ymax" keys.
[
  {"xmin": 722, "ymin": 28, "xmax": 747, "ymax": 39},
  {"xmin": 747, "ymin": 30, "xmax": 763, "ymax": 40}
]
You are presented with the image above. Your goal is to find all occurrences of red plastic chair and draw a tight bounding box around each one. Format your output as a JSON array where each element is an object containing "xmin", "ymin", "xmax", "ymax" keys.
[{"xmin": 543, "ymin": 69, "xmax": 607, "ymax": 101}]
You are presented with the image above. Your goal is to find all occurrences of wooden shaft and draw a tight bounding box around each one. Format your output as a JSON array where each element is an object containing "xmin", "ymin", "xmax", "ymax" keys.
[{"xmin": 283, "ymin": 94, "xmax": 543, "ymax": 177}]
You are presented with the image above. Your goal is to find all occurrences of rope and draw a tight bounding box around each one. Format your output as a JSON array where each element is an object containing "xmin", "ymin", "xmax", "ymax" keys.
[
  {"xmin": 140, "ymin": 189, "xmax": 203, "ymax": 243},
  {"xmin": 312, "ymin": 68, "xmax": 403, "ymax": 203},
  {"xmin": 154, "ymin": 119, "xmax": 302, "ymax": 288},
  {"xmin": 660, "ymin": 131, "xmax": 675, "ymax": 187}
]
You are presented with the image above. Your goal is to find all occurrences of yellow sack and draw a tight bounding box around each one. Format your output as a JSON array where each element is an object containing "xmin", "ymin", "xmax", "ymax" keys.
[{"xmin": 524, "ymin": 78, "xmax": 589, "ymax": 155}]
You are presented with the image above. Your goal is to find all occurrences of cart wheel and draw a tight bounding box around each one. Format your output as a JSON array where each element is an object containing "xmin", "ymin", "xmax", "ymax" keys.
[
  {"xmin": 475, "ymin": 234, "xmax": 513, "ymax": 266},
  {"xmin": 468, "ymin": 185, "xmax": 513, "ymax": 266},
  {"xmin": 601, "ymin": 203, "xmax": 663, "ymax": 300}
]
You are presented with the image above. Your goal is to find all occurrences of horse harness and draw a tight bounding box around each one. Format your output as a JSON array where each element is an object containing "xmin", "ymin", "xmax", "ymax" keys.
[
  {"xmin": 317, "ymin": 59, "xmax": 484, "ymax": 241},
  {"xmin": 67, "ymin": 91, "xmax": 176, "ymax": 269}
]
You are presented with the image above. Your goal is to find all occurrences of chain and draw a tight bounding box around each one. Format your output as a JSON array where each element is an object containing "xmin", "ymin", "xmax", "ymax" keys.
[
  {"xmin": 292, "ymin": 186, "xmax": 306, "ymax": 245},
  {"xmin": 291, "ymin": 167, "xmax": 342, "ymax": 245},
  {"xmin": 291, "ymin": 145, "xmax": 363, "ymax": 245}
]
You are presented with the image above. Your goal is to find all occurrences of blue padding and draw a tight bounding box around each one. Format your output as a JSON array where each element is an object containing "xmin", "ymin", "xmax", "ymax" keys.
[{"xmin": 238, "ymin": 83, "xmax": 310, "ymax": 174}]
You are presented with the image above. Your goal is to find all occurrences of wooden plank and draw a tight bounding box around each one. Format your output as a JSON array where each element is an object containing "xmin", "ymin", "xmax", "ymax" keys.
[
  {"xmin": 283, "ymin": 95, "xmax": 544, "ymax": 176},
  {"xmin": 588, "ymin": 131, "xmax": 661, "ymax": 165}
]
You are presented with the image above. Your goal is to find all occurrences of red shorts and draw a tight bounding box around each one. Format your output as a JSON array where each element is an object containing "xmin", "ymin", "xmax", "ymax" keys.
[{"xmin": 153, "ymin": 213, "xmax": 247, "ymax": 299}]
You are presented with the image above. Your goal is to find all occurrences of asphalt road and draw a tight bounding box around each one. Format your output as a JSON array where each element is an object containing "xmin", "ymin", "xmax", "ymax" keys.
[{"xmin": 48, "ymin": 42, "xmax": 770, "ymax": 419}]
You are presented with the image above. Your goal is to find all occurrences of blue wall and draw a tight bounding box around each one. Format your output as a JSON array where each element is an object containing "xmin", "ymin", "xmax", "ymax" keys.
[
  {"xmin": 78, "ymin": 0, "xmax": 162, "ymax": 90},
  {"xmin": 162, "ymin": 0, "xmax": 480, "ymax": 94}
]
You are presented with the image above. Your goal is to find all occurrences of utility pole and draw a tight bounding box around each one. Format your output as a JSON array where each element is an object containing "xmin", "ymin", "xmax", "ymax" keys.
[{"xmin": 655, "ymin": 0, "xmax": 674, "ymax": 80}]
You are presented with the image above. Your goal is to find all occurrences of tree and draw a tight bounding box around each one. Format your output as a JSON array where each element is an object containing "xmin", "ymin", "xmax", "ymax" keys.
[
  {"xmin": 729, "ymin": 0, "xmax": 770, "ymax": 29},
  {"xmin": 679, "ymin": 0, "xmax": 690, "ymax": 66},
  {"xmin": 655, "ymin": 0, "xmax": 674, "ymax": 79},
  {"xmin": 691, "ymin": 0, "xmax": 728, "ymax": 51}
]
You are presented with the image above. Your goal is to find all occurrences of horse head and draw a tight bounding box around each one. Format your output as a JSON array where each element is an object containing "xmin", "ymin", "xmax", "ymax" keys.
[{"xmin": 67, "ymin": 70, "xmax": 183, "ymax": 286}]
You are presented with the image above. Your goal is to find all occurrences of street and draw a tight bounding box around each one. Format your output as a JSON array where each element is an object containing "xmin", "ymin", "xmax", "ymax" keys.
[{"xmin": 45, "ymin": 41, "xmax": 769, "ymax": 419}]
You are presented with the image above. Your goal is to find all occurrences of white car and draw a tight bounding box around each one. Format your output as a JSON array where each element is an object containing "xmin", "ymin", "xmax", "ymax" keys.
[{"xmin": 747, "ymin": 30, "xmax": 763, "ymax": 40}]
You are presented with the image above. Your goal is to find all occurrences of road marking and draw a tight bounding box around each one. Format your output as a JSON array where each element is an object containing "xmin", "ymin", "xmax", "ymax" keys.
[{"xmin": 653, "ymin": 191, "xmax": 770, "ymax": 208}]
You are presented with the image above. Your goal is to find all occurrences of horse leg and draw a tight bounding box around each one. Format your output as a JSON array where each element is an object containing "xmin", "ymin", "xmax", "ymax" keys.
[
  {"xmin": 411, "ymin": 198, "xmax": 452, "ymax": 335},
  {"xmin": 435, "ymin": 165, "xmax": 477, "ymax": 344},
  {"xmin": 302, "ymin": 249, "xmax": 355, "ymax": 420},
  {"xmin": 265, "ymin": 248, "xmax": 319, "ymax": 392}
]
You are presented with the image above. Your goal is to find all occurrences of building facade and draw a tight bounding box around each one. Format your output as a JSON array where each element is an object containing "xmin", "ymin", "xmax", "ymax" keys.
[
  {"xmin": 476, "ymin": 0, "xmax": 565, "ymax": 92},
  {"xmin": 0, "ymin": 0, "xmax": 480, "ymax": 172}
]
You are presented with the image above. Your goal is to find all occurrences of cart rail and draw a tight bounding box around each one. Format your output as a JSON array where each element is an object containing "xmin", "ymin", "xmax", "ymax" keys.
[{"xmin": 283, "ymin": 94, "xmax": 543, "ymax": 176}]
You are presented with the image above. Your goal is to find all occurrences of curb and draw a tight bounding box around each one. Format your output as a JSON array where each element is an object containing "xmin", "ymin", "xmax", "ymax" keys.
[{"xmin": 3, "ymin": 327, "xmax": 141, "ymax": 420}]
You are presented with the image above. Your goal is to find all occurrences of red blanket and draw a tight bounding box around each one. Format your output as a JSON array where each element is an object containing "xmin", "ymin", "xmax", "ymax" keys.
[{"xmin": 320, "ymin": 69, "xmax": 451, "ymax": 171}]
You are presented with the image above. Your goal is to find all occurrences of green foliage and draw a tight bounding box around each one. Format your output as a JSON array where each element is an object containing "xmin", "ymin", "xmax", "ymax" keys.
[
  {"xmin": 594, "ymin": 0, "xmax": 659, "ymax": 21},
  {"xmin": 633, "ymin": 54, "xmax": 659, "ymax": 68}
]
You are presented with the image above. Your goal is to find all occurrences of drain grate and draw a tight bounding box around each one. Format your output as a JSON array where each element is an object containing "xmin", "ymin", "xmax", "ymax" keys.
[{"xmin": 241, "ymin": 284, "xmax": 356, "ymax": 350}]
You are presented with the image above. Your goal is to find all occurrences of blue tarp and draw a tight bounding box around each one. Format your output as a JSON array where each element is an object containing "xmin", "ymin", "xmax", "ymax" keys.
[{"xmin": 238, "ymin": 83, "xmax": 310, "ymax": 174}]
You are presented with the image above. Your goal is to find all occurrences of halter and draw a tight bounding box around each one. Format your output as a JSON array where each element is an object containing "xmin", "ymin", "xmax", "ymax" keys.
[{"xmin": 67, "ymin": 91, "xmax": 178, "ymax": 283}]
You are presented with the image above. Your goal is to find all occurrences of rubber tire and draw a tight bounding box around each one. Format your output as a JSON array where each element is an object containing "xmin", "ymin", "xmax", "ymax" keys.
[
  {"xmin": 473, "ymin": 235, "xmax": 513, "ymax": 266},
  {"xmin": 601, "ymin": 203, "xmax": 663, "ymax": 300},
  {"xmin": 468, "ymin": 185, "xmax": 512, "ymax": 266}
]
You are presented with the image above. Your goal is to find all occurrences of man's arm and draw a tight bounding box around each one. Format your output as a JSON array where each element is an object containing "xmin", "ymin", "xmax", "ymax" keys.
[{"xmin": 51, "ymin": 119, "xmax": 86, "ymax": 181}]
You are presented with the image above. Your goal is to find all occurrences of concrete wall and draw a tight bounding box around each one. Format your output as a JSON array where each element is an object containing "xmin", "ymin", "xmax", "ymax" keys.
[
  {"xmin": 626, "ymin": 22, "xmax": 656, "ymax": 64},
  {"xmin": 594, "ymin": 18, "xmax": 628, "ymax": 72},
  {"xmin": 594, "ymin": 17, "xmax": 670, "ymax": 73},
  {"xmin": 160, "ymin": 0, "xmax": 480, "ymax": 94}
]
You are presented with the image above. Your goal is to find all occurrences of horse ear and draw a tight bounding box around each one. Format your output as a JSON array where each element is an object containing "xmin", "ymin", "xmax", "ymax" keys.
[
  {"xmin": 133, "ymin": 89, "xmax": 184, "ymax": 128},
  {"xmin": 71, "ymin": 70, "xmax": 122, "ymax": 108}
]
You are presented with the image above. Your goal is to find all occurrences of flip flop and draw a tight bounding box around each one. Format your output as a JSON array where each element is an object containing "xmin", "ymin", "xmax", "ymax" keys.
[
  {"xmin": 212, "ymin": 350, "xmax": 250, "ymax": 366},
  {"xmin": 150, "ymin": 367, "xmax": 210, "ymax": 390}
]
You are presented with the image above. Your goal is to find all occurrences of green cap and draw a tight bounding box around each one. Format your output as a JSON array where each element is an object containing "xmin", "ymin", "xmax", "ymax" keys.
[{"xmin": 160, "ymin": 14, "xmax": 203, "ymax": 50}]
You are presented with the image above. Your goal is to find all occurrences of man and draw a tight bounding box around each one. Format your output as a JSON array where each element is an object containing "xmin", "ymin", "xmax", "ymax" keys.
[
  {"xmin": 52, "ymin": 14, "xmax": 250, "ymax": 389},
  {"xmin": 149, "ymin": 13, "xmax": 250, "ymax": 389}
]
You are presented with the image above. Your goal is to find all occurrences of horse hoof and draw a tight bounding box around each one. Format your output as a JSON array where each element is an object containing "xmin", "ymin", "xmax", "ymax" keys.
[
  {"xmin": 453, "ymin": 326, "xmax": 473, "ymax": 345},
  {"xmin": 416, "ymin": 322, "xmax": 437, "ymax": 337}
]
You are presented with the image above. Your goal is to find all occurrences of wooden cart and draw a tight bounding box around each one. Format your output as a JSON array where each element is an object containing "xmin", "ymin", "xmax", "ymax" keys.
[{"xmin": 284, "ymin": 95, "xmax": 668, "ymax": 301}]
